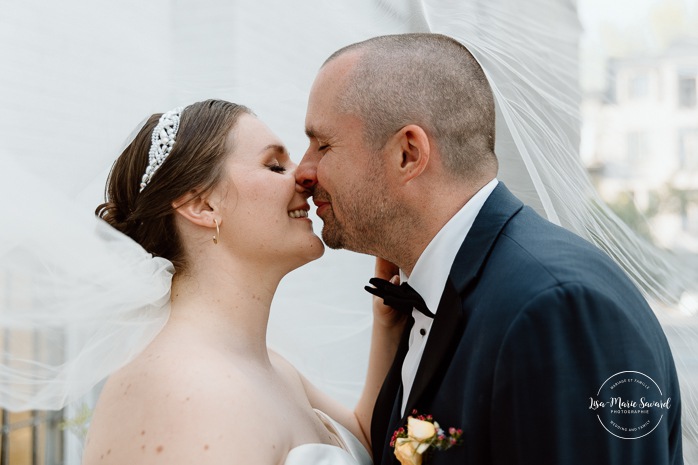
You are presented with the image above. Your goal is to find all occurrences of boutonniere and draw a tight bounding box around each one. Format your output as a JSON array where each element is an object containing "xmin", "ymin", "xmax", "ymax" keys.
[{"xmin": 390, "ymin": 411, "xmax": 463, "ymax": 465}]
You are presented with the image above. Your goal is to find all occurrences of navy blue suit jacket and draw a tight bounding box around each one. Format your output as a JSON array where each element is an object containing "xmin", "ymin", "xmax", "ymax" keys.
[{"xmin": 371, "ymin": 183, "xmax": 682, "ymax": 465}]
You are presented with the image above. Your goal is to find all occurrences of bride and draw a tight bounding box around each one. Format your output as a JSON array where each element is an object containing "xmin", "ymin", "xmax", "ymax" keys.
[{"xmin": 80, "ymin": 99, "xmax": 399, "ymax": 464}]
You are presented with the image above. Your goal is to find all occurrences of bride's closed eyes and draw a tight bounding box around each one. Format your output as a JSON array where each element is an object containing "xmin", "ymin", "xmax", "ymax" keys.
[
  {"xmin": 259, "ymin": 143, "xmax": 291, "ymax": 173},
  {"xmin": 267, "ymin": 162, "xmax": 287, "ymax": 173}
]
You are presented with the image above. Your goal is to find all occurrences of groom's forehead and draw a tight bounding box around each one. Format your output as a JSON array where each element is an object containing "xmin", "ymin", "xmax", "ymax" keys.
[
  {"xmin": 305, "ymin": 124, "xmax": 342, "ymax": 145},
  {"xmin": 311, "ymin": 52, "xmax": 360, "ymax": 101}
]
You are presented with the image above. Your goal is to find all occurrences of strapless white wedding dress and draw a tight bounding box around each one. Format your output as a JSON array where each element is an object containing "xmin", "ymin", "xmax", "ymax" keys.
[{"xmin": 284, "ymin": 410, "xmax": 372, "ymax": 465}]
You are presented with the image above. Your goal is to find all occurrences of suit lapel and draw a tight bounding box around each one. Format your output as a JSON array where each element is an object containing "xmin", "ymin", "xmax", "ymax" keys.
[
  {"xmin": 371, "ymin": 183, "xmax": 525, "ymax": 462},
  {"xmin": 448, "ymin": 182, "xmax": 524, "ymax": 292},
  {"xmin": 402, "ymin": 183, "xmax": 524, "ymax": 417}
]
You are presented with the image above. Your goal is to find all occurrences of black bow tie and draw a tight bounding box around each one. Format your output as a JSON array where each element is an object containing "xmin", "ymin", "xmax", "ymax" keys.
[{"xmin": 364, "ymin": 277, "xmax": 434, "ymax": 319}]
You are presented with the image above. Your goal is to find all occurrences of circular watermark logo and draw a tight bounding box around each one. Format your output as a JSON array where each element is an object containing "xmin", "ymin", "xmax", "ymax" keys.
[{"xmin": 589, "ymin": 371, "xmax": 671, "ymax": 439}]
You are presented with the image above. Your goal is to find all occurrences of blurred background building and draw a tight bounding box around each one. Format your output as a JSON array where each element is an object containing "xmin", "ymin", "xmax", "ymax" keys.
[{"xmin": 580, "ymin": 0, "xmax": 698, "ymax": 257}]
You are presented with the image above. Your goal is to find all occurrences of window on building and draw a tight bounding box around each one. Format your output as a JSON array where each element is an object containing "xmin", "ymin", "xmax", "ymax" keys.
[
  {"xmin": 1, "ymin": 273, "xmax": 66, "ymax": 465},
  {"xmin": 0, "ymin": 409, "xmax": 64, "ymax": 465},
  {"xmin": 626, "ymin": 131, "xmax": 648, "ymax": 165},
  {"xmin": 628, "ymin": 73, "xmax": 649, "ymax": 100},
  {"xmin": 678, "ymin": 76, "xmax": 697, "ymax": 108},
  {"xmin": 679, "ymin": 128, "xmax": 698, "ymax": 171}
]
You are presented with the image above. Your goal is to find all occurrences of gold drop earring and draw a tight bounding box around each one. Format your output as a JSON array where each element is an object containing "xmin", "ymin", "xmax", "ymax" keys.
[{"xmin": 213, "ymin": 218, "xmax": 220, "ymax": 245}]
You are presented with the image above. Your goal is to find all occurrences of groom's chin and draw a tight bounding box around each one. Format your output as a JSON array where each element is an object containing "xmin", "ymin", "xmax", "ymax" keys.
[
  {"xmin": 320, "ymin": 226, "xmax": 347, "ymax": 251},
  {"xmin": 320, "ymin": 232, "xmax": 345, "ymax": 251}
]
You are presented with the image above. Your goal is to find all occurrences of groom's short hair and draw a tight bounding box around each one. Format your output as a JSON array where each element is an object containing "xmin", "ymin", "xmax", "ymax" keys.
[{"xmin": 324, "ymin": 33, "xmax": 498, "ymax": 180}]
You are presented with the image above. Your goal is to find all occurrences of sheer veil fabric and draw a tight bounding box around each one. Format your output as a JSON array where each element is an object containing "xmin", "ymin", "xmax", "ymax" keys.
[{"xmin": 1, "ymin": 0, "xmax": 697, "ymax": 460}]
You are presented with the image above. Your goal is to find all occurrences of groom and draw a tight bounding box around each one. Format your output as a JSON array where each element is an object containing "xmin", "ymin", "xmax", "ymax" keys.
[{"xmin": 296, "ymin": 33, "xmax": 683, "ymax": 464}]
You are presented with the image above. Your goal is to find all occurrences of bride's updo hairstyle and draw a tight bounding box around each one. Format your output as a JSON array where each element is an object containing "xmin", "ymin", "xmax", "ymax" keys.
[{"xmin": 97, "ymin": 99, "xmax": 251, "ymax": 270}]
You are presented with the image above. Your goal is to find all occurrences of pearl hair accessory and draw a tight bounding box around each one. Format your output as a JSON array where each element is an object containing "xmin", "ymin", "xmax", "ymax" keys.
[{"xmin": 139, "ymin": 107, "xmax": 184, "ymax": 192}]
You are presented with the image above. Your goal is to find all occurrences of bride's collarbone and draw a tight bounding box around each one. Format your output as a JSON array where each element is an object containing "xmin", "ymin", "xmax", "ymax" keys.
[
  {"xmin": 87, "ymin": 342, "xmax": 340, "ymax": 464},
  {"xmin": 117, "ymin": 333, "xmax": 336, "ymax": 442},
  {"xmin": 235, "ymin": 360, "xmax": 342, "ymax": 449}
]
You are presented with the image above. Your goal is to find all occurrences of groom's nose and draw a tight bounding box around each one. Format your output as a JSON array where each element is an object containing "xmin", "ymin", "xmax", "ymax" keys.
[{"xmin": 296, "ymin": 149, "xmax": 319, "ymax": 190}]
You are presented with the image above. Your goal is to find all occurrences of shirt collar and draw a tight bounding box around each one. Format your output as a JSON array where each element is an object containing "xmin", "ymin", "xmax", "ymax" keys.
[{"xmin": 401, "ymin": 179, "xmax": 498, "ymax": 314}]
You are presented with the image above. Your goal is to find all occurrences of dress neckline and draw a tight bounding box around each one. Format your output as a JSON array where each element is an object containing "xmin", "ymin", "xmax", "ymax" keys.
[
  {"xmin": 283, "ymin": 409, "xmax": 371, "ymax": 464},
  {"xmin": 313, "ymin": 409, "xmax": 351, "ymax": 450}
]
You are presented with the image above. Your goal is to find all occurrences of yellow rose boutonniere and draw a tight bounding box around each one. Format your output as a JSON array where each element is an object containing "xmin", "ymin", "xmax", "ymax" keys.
[{"xmin": 390, "ymin": 411, "xmax": 463, "ymax": 465}]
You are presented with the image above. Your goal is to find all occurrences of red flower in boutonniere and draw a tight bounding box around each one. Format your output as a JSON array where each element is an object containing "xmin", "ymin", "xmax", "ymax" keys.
[{"xmin": 390, "ymin": 411, "xmax": 463, "ymax": 465}]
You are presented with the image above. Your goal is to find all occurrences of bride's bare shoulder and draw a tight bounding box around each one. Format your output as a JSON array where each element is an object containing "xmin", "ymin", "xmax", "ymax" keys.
[{"xmin": 82, "ymin": 343, "xmax": 288, "ymax": 465}]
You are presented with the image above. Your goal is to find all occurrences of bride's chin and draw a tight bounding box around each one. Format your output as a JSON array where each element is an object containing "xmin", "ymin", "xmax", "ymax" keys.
[
  {"xmin": 288, "ymin": 236, "xmax": 325, "ymax": 269},
  {"xmin": 303, "ymin": 236, "xmax": 326, "ymax": 262}
]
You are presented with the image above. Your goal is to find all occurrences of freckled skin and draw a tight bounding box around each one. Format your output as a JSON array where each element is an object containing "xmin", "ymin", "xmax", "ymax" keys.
[{"xmin": 80, "ymin": 115, "xmax": 358, "ymax": 465}]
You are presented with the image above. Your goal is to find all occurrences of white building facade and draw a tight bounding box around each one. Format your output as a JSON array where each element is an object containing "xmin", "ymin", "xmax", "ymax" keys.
[{"xmin": 583, "ymin": 38, "xmax": 698, "ymax": 252}]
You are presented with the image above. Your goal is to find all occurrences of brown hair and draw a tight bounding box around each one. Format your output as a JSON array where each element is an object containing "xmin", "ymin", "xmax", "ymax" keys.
[
  {"xmin": 325, "ymin": 33, "xmax": 498, "ymax": 181},
  {"xmin": 96, "ymin": 99, "xmax": 251, "ymax": 271}
]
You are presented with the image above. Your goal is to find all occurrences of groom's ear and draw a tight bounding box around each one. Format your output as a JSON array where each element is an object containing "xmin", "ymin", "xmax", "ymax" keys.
[{"xmin": 389, "ymin": 124, "xmax": 430, "ymax": 185}]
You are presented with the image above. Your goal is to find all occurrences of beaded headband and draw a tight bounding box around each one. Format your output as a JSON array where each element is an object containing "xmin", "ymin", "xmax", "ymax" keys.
[{"xmin": 139, "ymin": 106, "xmax": 185, "ymax": 192}]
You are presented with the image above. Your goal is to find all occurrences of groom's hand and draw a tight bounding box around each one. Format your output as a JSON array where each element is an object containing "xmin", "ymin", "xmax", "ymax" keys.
[{"xmin": 372, "ymin": 257, "xmax": 409, "ymax": 329}]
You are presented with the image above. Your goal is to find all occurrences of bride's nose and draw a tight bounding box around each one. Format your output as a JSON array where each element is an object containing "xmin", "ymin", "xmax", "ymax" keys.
[
  {"xmin": 290, "ymin": 164, "xmax": 309, "ymax": 196},
  {"xmin": 295, "ymin": 180, "xmax": 310, "ymax": 198}
]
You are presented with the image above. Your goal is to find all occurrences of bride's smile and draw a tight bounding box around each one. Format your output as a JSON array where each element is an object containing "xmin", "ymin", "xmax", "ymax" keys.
[{"xmin": 215, "ymin": 114, "xmax": 324, "ymax": 268}]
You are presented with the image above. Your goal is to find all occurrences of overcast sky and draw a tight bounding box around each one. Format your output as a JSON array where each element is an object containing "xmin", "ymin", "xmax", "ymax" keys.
[
  {"xmin": 578, "ymin": 0, "xmax": 666, "ymax": 34},
  {"xmin": 576, "ymin": 0, "xmax": 697, "ymax": 91}
]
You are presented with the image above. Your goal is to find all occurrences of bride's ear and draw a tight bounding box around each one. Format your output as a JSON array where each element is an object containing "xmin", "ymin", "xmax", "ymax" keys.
[{"xmin": 172, "ymin": 190, "xmax": 219, "ymax": 228}]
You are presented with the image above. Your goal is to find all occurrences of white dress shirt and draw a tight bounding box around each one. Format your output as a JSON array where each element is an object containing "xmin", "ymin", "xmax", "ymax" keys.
[{"xmin": 399, "ymin": 179, "xmax": 498, "ymax": 415}]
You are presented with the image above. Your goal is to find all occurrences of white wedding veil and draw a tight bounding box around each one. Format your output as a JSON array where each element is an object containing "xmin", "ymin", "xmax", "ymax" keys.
[{"xmin": 1, "ymin": 0, "xmax": 696, "ymax": 461}]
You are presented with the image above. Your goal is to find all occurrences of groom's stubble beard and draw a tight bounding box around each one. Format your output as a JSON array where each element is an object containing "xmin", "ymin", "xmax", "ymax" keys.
[{"xmin": 317, "ymin": 162, "xmax": 411, "ymax": 260}]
